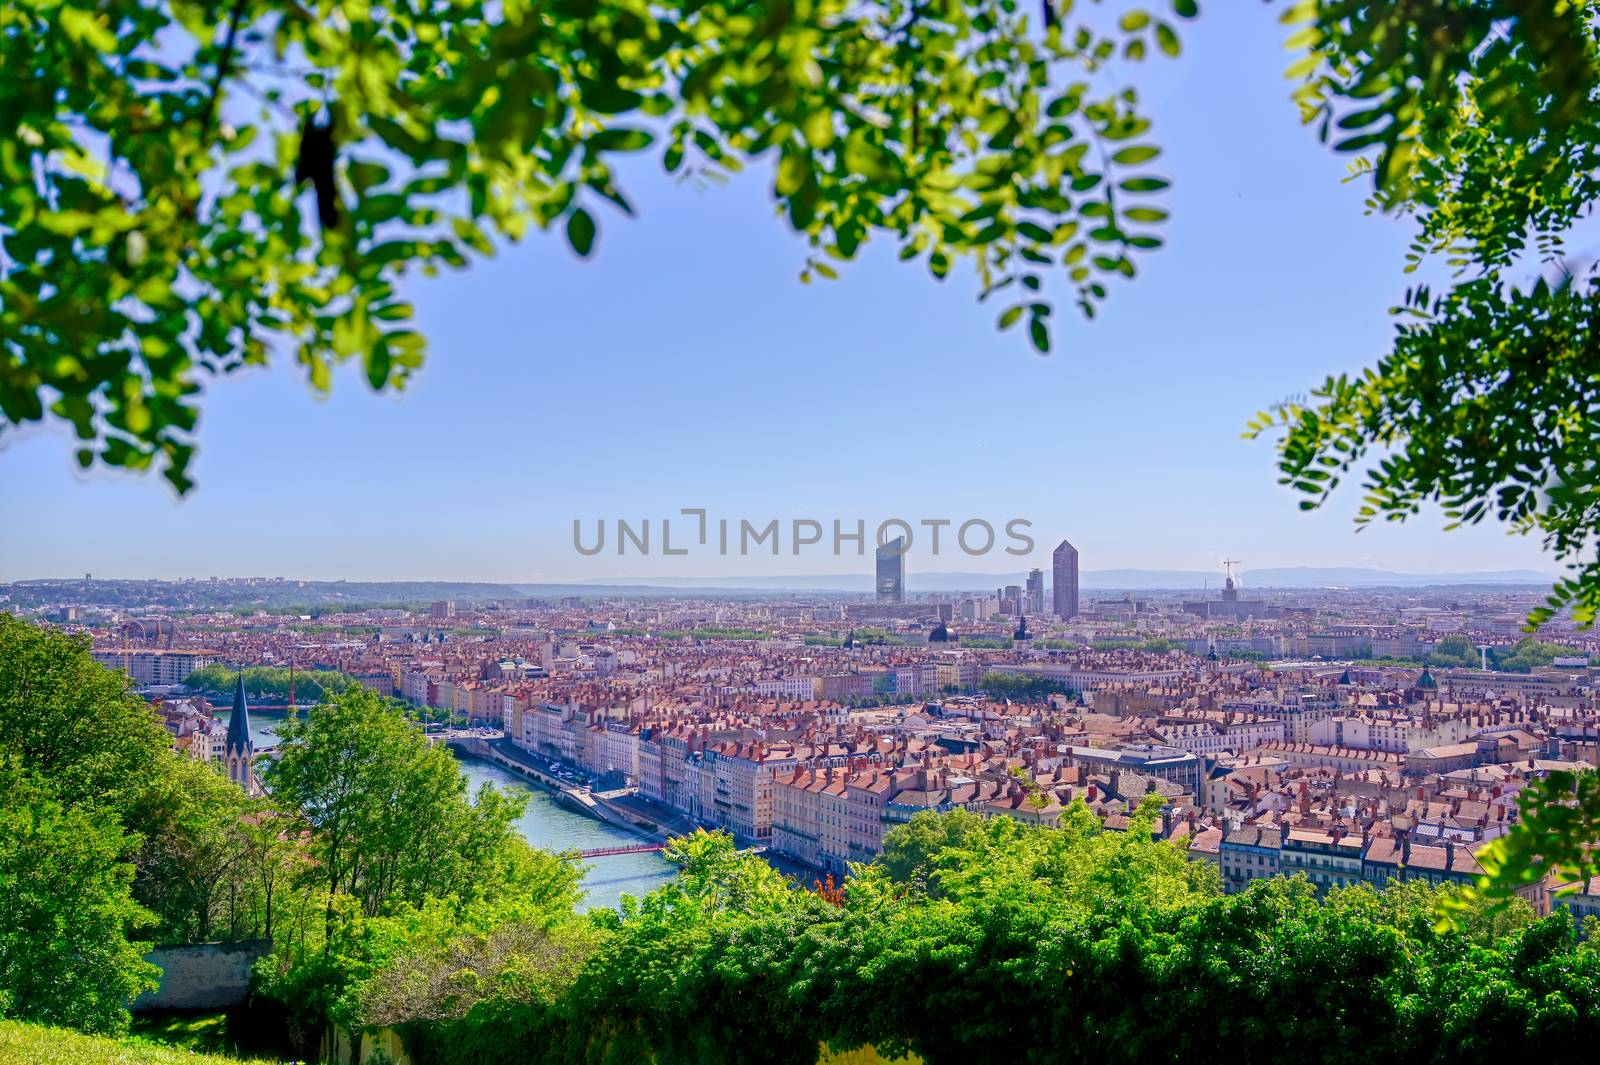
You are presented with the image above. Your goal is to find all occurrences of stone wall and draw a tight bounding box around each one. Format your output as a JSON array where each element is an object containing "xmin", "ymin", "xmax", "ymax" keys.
[{"xmin": 132, "ymin": 940, "xmax": 271, "ymax": 1011}]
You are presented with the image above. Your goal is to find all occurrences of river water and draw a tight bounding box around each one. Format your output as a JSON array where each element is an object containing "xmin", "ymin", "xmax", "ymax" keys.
[
  {"xmin": 226, "ymin": 710, "xmax": 675, "ymax": 910},
  {"xmin": 455, "ymin": 756, "xmax": 676, "ymax": 910}
]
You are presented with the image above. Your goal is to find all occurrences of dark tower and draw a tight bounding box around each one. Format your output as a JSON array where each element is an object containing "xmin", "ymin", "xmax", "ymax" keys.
[
  {"xmin": 225, "ymin": 671, "xmax": 258, "ymax": 795},
  {"xmin": 1052, "ymin": 540, "xmax": 1079, "ymax": 619}
]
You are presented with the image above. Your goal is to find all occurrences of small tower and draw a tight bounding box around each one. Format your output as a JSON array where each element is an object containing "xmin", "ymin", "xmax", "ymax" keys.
[
  {"xmin": 225, "ymin": 671, "xmax": 258, "ymax": 795},
  {"xmin": 1220, "ymin": 558, "xmax": 1242, "ymax": 603}
]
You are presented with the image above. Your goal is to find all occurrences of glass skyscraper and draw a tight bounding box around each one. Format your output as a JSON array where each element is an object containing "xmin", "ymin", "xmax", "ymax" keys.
[{"xmin": 875, "ymin": 536, "xmax": 906, "ymax": 604}]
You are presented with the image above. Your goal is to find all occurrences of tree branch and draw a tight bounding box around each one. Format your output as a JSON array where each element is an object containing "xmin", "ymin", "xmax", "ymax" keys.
[{"xmin": 200, "ymin": 0, "xmax": 251, "ymax": 143}]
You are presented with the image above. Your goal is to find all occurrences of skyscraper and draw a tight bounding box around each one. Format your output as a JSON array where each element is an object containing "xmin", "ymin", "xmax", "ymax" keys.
[
  {"xmin": 876, "ymin": 536, "xmax": 906, "ymax": 604},
  {"xmin": 1026, "ymin": 568, "xmax": 1045, "ymax": 613},
  {"xmin": 1052, "ymin": 539, "xmax": 1079, "ymax": 619}
]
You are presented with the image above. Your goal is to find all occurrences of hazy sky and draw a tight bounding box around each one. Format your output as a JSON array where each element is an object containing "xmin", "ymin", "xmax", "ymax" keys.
[{"xmin": 0, "ymin": 7, "xmax": 1558, "ymax": 584}]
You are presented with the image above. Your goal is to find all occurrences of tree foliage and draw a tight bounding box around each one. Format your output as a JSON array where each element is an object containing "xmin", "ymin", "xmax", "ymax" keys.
[
  {"xmin": 0, "ymin": 772, "xmax": 158, "ymax": 1036},
  {"xmin": 1, "ymin": 0, "xmax": 1193, "ymax": 491},
  {"xmin": 1252, "ymin": 1, "xmax": 1600, "ymax": 630},
  {"xmin": 979, "ymin": 670, "xmax": 1071, "ymax": 700},
  {"xmin": 265, "ymin": 685, "xmax": 538, "ymax": 918},
  {"xmin": 129, "ymin": 755, "xmax": 292, "ymax": 945},
  {"xmin": 1426, "ymin": 634, "xmax": 1587, "ymax": 672},
  {"xmin": 1243, "ymin": 3, "xmax": 1600, "ymax": 887},
  {"xmin": 0, "ymin": 615, "xmax": 172, "ymax": 812},
  {"xmin": 184, "ymin": 663, "xmax": 357, "ymax": 704},
  {"xmin": 1471, "ymin": 768, "xmax": 1600, "ymax": 913},
  {"xmin": 366, "ymin": 810, "xmax": 1600, "ymax": 1065},
  {"xmin": 0, "ymin": 618, "xmax": 279, "ymax": 1032}
]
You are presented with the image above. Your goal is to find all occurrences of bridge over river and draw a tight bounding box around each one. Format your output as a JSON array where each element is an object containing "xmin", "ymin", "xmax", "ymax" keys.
[{"xmin": 572, "ymin": 842, "xmax": 666, "ymax": 860}]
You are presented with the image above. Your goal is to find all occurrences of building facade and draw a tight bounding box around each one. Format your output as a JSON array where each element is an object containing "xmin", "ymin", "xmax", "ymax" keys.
[
  {"xmin": 1052, "ymin": 539, "xmax": 1079, "ymax": 619},
  {"xmin": 876, "ymin": 536, "xmax": 906, "ymax": 604}
]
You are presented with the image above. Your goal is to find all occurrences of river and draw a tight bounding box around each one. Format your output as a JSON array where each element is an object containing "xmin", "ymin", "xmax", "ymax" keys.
[
  {"xmin": 224, "ymin": 709, "xmax": 676, "ymax": 910},
  {"xmin": 455, "ymin": 756, "xmax": 677, "ymax": 910}
]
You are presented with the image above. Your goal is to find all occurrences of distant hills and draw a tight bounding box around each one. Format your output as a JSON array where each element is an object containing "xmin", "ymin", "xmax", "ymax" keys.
[
  {"xmin": 5, "ymin": 578, "xmax": 529, "ymax": 611},
  {"xmin": 529, "ymin": 566, "xmax": 1556, "ymax": 594},
  {"xmin": 4, "ymin": 566, "xmax": 1555, "ymax": 612},
  {"xmin": 1080, "ymin": 566, "xmax": 1554, "ymax": 590}
]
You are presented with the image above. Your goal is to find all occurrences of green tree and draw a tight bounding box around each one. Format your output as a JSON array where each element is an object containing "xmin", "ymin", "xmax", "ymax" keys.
[
  {"xmin": 0, "ymin": 616, "xmax": 171, "ymax": 814},
  {"xmin": 1428, "ymin": 634, "xmax": 1477, "ymax": 668},
  {"xmin": 2, "ymin": 0, "xmax": 1191, "ymax": 491},
  {"xmin": 0, "ymin": 617, "xmax": 324, "ymax": 1036},
  {"xmin": 266, "ymin": 686, "xmax": 533, "ymax": 920},
  {"xmin": 566, "ymin": 830, "xmax": 825, "ymax": 1065},
  {"xmin": 979, "ymin": 670, "xmax": 1069, "ymax": 700},
  {"xmin": 130, "ymin": 755, "xmax": 259, "ymax": 944},
  {"xmin": 875, "ymin": 806, "xmax": 993, "ymax": 890},
  {"xmin": 184, "ymin": 663, "xmax": 356, "ymax": 703},
  {"xmin": 0, "ymin": 773, "xmax": 159, "ymax": 1036},
  {"xmin": 233, "ymin": 805, "xmax": 304, "ymax": 943},
  {"xmin": 1494, "ymin": 636, "xmax": 1585, "ymax": 673}
]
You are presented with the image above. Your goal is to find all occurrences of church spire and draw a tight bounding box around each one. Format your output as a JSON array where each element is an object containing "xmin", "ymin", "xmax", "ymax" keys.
[{"xmin": 225, "ymin": 670, "xmax": 258, "ymax": 795}]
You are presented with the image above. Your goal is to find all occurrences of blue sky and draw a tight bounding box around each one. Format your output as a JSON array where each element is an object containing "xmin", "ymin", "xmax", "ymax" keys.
[{"xmin": 0, "ymin": 6, "xmax": 1557, "ymax": 583}]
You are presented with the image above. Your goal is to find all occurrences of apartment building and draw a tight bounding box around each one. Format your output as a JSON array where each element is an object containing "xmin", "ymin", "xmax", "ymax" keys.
[{"xmin": 92, "ymin": 648, "xmax": 217, "ymax": 686}]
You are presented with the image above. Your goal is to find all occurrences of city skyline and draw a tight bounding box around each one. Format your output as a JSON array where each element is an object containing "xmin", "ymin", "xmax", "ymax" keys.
[
  {"xmin": 0, "ymin": 559, "xmax": 1563, "ymax": 587},
  {"xmin": 0, "ymin": 6, "xmax": 1557, "ymax": 582}
]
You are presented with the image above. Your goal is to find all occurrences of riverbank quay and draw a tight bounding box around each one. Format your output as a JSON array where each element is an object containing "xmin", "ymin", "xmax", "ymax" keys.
[
  {"xmin": 446, "ymin": 738, "xmax": 831, "ymax": 884},
  {"xmin": 447, "ymin": 737, "xmax": 669, "ymax": 842}
]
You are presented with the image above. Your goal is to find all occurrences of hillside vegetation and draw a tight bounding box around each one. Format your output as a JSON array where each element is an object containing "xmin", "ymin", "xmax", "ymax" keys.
[{"xmin": 0, "ymin": 1020, "xmax": 284, "ymax": 1065}]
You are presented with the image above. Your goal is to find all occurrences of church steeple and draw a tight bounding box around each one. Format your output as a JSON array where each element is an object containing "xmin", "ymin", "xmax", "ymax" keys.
[{"xmin": 225, "ymin": 671, "xmax": 258, "ymax": 795}]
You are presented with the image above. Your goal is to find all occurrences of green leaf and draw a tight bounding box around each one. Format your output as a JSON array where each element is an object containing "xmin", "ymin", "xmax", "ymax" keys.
[
  {"xmin": 777, "ymin": 153, "xmax": 811, "ymax": 197},
  {"xmin": 588, "ymin": 128, "xmax": 654, "ymax": 153},
  {"xmin": 1028, "ymin": 317, "xmax": 1051, "ymax": 353},
  {"xmin": 1112, "ymin": 146, "xmax": 1161, "ymax": 165},
  {"xmin": 582, "ymin": 85, "xmax": 644, "ymax": 115},
  {"xmin": 1120, "ymin": 177, "xmax": 1171, "ymax": 192},
  {"xmin": 366, "ymin": 342, "xmax": 392, "ymax": 390},
  {"xmin": 566, "ymin": 208, "xmax": 597, "ymax": 258}
]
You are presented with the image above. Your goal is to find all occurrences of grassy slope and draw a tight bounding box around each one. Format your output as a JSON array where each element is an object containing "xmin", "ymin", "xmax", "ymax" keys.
[
  {"xmin": 819, "ymin": 1047, "xmax": 920, "ymax": 1065},
  {"xmin": 0, "ymin": 1020, "xmax": 287, "ymax": 1065},
  {"xmin": 0, "ymin": 1019, "xmax": 913, "ymax": 1065}
]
